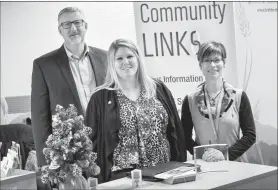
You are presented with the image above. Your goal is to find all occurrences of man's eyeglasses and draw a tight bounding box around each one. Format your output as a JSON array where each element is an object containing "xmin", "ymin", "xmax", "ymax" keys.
[
  {"xmin": 59, "ymin": 19, "xmax": 85, "ymax": 29},
  {"xmin": 202, "ymin": 59, "xmax": 223, "ymax": 65}
]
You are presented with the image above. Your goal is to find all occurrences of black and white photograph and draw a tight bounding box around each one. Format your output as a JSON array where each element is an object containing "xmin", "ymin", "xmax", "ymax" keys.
[{"xmin": 0, "ymin": 1, "xmax": 277, "ymax": 189}]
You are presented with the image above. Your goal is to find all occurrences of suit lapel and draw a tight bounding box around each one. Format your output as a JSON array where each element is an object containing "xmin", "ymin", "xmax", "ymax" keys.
[
  {"xmin": 88, "ymin": 47, "xmax": 106, "ymax": 86},
  {"xmin": 56, "ymin": 45, "xmax": 83, "ymax": 115}
]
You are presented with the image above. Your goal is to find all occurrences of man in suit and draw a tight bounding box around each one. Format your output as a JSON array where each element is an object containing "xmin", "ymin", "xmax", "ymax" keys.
[{"xmin": 31, "ymin": 7, "xmax": 107, "ymax": 167}]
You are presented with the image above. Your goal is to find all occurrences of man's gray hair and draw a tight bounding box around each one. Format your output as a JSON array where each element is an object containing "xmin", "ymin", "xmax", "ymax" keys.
[{"xmin": 58, "ymin": 7, "xmax": 85, "ymax": 22}]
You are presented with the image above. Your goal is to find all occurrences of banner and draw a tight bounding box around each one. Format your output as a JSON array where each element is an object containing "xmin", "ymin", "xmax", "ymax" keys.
[
  {"xmin": 233, "ymin": 2, "xmax": 277, "ymax": 166},
  {"xmin": 134, "ymin": 2, "xmax": 238, "ymax": 113}
]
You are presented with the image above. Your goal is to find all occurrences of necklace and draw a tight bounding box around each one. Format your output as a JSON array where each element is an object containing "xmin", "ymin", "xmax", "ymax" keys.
[{"xmin": 207, "ymin": 90, "xmax": 222, "ymax": 106}]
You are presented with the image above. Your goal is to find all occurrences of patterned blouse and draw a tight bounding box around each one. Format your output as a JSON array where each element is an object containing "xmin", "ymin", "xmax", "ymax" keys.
[{"xmin": 111, "ymin": 89, "xmax": 170, "ymax": 172}]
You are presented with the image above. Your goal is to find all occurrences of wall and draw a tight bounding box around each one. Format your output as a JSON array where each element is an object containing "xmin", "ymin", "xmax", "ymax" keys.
[{"xmin": 1, "ymin": 2, "xmax": 136, "ymax": 97}]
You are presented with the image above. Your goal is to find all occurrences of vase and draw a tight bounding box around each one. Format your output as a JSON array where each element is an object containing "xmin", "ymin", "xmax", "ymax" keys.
[{"xmin": 58, "ymin": 174, "xmax": 89, "ymax": 190}]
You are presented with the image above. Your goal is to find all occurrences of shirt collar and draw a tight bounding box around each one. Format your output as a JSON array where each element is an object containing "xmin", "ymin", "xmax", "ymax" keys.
[{"xmin": 64, "ymin": 43, "xmax": 89, "ymax": 61}]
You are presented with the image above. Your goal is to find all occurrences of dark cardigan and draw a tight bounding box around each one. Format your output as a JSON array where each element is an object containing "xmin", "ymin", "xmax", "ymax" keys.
[{"xmin": 85, "ymin": 80, "xmax": 187, "ymax": 183}]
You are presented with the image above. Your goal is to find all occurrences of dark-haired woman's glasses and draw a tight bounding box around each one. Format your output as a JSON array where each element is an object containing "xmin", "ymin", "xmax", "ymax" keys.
[{"xmin": 202, "ymin": 59, "xmax": 222, "ymax": 65}]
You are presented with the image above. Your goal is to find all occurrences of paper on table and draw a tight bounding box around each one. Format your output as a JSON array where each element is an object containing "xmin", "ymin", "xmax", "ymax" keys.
[
  {"xmin": 154, "ymin": 166, "xmax": 196, "ymax": 179},
  {"xmin": 195, "ymin": 159, "xmax": 229, "ymax": 174},
  {"xmin": 98, "ymin": 179, "xmax": 153, "ymax": 190}
]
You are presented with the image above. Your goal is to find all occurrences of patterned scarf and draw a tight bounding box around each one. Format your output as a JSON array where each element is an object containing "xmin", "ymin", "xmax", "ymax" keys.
[{"xmin": 194, "ymin": 79, "xmax": 236, "ymax": 119}]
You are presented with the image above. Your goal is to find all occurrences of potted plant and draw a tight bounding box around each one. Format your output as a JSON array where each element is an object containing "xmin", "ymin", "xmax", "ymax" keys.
[{"xmin": 40, "ymin": 104, "xmax": 100, "ymax": 189}]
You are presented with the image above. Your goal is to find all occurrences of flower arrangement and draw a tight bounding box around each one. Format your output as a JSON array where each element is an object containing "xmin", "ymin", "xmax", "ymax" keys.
[{"xmin": 41, "ymin": 104, "xmax": 100, "ymax": 185}]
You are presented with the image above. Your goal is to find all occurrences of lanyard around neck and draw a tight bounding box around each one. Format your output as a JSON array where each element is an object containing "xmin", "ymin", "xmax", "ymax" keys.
[{"xmin": 205, "ymin": 85, "xmax": 224, "ymax": 143}]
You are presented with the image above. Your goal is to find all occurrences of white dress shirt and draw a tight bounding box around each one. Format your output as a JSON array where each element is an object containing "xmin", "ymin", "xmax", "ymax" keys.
[{"xmin": 64, "ymin": 44, "xmax": 96, "ymax": 115}]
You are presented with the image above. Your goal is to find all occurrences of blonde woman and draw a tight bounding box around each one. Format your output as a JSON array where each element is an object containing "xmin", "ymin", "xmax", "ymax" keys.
[{"xmin": 85, "ymin": 39, "xmax": 187, "ymax": 183}]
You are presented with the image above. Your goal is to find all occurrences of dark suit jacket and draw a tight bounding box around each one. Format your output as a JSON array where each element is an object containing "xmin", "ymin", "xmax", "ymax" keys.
[
  {"xmin": 31, "ymin": 45, "xmax": 107, "ymax": 166},
  {"xmin": 85, "ymin": 80, "xmax": 187, "ymax": 183}
]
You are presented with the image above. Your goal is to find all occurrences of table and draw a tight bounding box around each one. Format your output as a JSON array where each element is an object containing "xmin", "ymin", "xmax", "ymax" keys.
[
  {"xmin": 98, "ymin": 160, "xmax": 277, "ymax": 189},
  {"xmin": 0, "ymin": 169, "xmax": 37, "ymax": 190}
]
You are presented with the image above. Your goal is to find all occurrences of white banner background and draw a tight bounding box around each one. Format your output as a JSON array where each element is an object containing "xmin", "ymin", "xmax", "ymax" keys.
[
  {"xmin": 233, "ymin": 2, "xmax": 277, "ymax": 166},
  {"xmin": 134, "ymin": 2, "xmax": 238, "ymax": 113}
]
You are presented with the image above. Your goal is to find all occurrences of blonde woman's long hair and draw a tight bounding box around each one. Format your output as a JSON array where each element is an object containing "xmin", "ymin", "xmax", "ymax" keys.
[{"xmin": 94, "ymin": 39, "xmax": 157, "ymax": 99}]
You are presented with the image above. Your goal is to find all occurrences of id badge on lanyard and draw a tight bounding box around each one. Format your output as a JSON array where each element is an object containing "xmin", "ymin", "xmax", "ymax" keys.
[{"xmin": 205, "ymin": 86, "xmax": 224, "ymax": 143}]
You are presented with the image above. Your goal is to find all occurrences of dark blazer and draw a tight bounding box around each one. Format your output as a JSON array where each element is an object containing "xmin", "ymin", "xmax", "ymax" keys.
[
  {"xmin": 31, "ymin": 45, "xmax": 107, "ymax": 166},
  {"xmin": 85, "ymin": 80, "xmax": 187, "ymax": 183}
]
